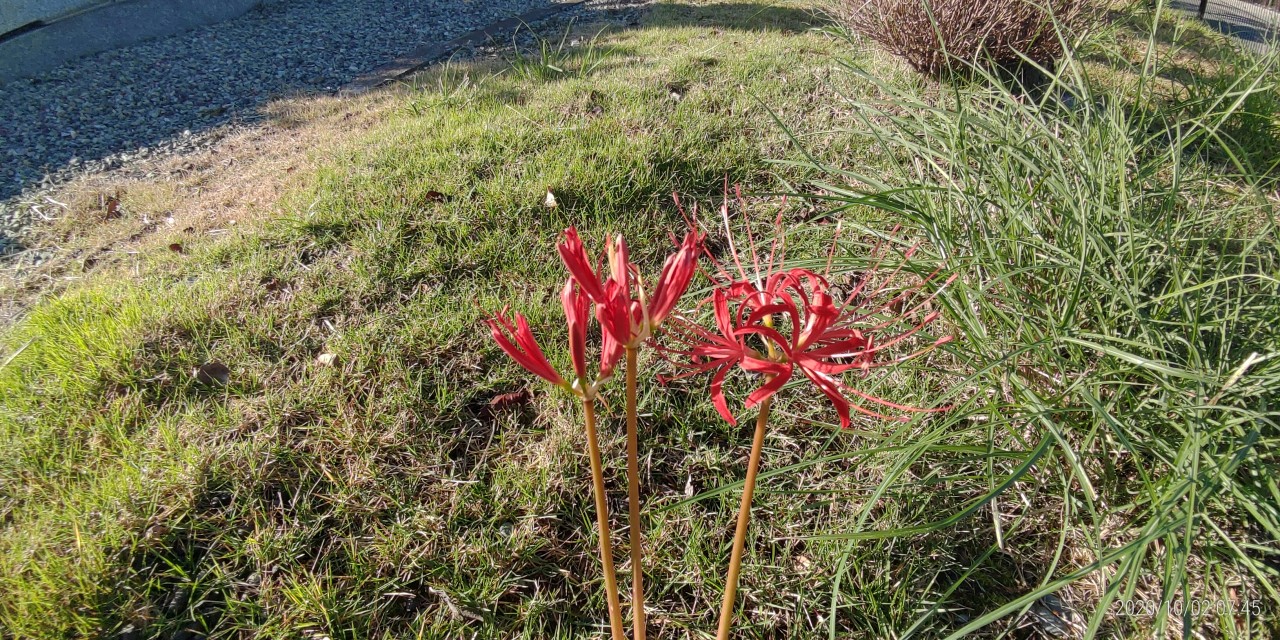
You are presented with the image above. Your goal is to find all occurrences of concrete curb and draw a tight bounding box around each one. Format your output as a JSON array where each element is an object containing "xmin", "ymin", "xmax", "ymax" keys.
[
  {"xmin": 0, "ymin": 0, "xmax": 278, "ymax": 84},
  {"xmin": 342, "ymin": 0, "xmax": 586, "ymax": 95},
  {"xmin": 1, "ymin": 0, "xmax": 105, "ymax": 36}
]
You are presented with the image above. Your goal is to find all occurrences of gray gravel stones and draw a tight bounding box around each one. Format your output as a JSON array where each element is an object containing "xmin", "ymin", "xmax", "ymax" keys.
[
  {"xmin": 0, "ymin": 0, "xmax": 651, "ymax": 257},
  {"xmin": 0, "ymin": 0, "xmax": 560, "ymax": 203}
]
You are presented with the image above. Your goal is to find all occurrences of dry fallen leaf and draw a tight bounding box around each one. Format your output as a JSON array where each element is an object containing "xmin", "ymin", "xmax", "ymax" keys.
[
  {"xmin": 104, "ymin": 196, "xmax": 121, "ymax": 220},
  {"xmin": 316, "ymin": 353, "xmax": 338, "ymax": 366},
  {"xmin": 489, "ymin": 388, "xmax": 531, "ymax": 409},
  {"xmin": 425, "ymin": 190, "xmax": 448, "ymax": 203},
  {"xmin": 543, "ymin": 188, "xmax": 558, "ymax": 208},
  {"xmin": 193, "ymin": 361, "xmax": 230, "ymax": 385},
  {"xmin": 168, "ymin": 243, "xmax": 184, "ymax": 254}
]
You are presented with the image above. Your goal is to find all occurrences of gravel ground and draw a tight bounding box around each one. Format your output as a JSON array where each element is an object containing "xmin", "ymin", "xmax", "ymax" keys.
[
  {"xmin": 0, "ymin": 0, "xmax": 582, "ymax": 251},
  {"xmin": 0, "ymin": 0, "xmax": 651, "ymax": 261},
  {"xmin": 0, "ymin": 0, "xmax": 648, "ymax": 327}
]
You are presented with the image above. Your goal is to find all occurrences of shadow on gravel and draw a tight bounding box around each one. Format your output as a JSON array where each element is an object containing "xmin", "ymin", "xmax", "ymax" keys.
[
  {"xmin": 0, "ymin": 0, "xmax": 566, "ymax": 202},
  {"xmin": 0, "ymin": 0, "xmax": 829, "ymax": 206}
]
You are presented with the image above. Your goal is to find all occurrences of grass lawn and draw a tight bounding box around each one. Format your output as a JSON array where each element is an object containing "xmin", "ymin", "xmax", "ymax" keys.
[{"xmin": 1, "ymin": 0, "xmax": 1278, "ymax": 638}]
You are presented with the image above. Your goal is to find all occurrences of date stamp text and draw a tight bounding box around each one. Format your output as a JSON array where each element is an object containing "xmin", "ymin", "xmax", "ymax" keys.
[{"xmin": 1113, "ymin": 599, "xmax": 1262, "ymax": 617}]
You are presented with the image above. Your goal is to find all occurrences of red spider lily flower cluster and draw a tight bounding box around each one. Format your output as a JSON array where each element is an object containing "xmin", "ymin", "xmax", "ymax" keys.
[
  {"xmin": 486, "ymin": 310, "xmax": 569, "ymax": 388},
  {"xmin": 486, "ymin": 188, "xmax": 959, "ymax": 640},
  {"xmin": 662, "ymin": 188, "xmax": 955, "ymax": 427},
  {"xmin": 486, "ymin": 280, "xmax": 619, "ymax": 399},
  {"xmin": 487, "ymin": 225, "xmax": 702, "ymax": 397},
  {"xmin": 559, "ymin": 226, "xmax": 704, "ymax": 349}
]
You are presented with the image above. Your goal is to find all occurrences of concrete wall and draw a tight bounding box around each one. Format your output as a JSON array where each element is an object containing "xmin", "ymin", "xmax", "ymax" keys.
[
  {"xmin": 1, "ymin": 0, "xmax": 107, "ymax": 35},
  {"xmin": 0, "ymin": 0, "xmax": 280, "ymax": 84}
]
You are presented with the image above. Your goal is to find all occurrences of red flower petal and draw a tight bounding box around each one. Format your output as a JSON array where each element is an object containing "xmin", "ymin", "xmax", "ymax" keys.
[
  {"xmin": 606, "ymin": 234, "xmax": 631, "ymax": 294},
  {"xmin": 646, "ymin": 229, "xmax": 702, "ymax": 328},
  {"xmin": 599, "ymin": 320, "xmax": 624, "ymax": 379},
  {"xmin": 742, "ymin": 363, "xmax": 792, "ymax": 409},
  {"xmin": 708, "ymin": 364, "xmax": 736, "ymax": 425},
  {"xmin": 596, "ymin": 279, "xmax": 635, "ymax": 345},
  {"xmin": 557, "ymin": 227, "xmax": 608, "ymax": 302},
  {"xmin": 561, "ymin": 278, "xmax": 590, "ymax": 381},
  {"xmin": 486, "ymin": 310, "xmax": 566, "ymax": 387}
]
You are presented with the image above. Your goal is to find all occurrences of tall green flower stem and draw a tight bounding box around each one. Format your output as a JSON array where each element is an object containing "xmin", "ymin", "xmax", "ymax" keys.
[
  {"xmin": 715, "ymin": 393, "xmax": 773, "ymax": 640},
  {"xmin": 582, "ymin": 398, "xmax": 626, "ymax": 640},
  {"xmin": 624, "ymin": 346, "xmax": 647, "ymax": 640}
]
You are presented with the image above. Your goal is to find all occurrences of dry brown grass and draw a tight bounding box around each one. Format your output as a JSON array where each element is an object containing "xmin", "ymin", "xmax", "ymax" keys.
[{"xmin": 834, "ymin": 0, "xmax": 1099, "ymax": 75}]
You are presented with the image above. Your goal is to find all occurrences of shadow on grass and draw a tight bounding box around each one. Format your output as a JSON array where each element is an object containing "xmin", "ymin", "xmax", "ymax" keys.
[
  {"xmin": 0, "ymin": 1, "xmax": 830, "ymax": 209},
  {"xmin": 1168, "ymin": 0, "xmax": 1280, "ymax": 44},
  {"xmin": 641, "ymin": 1, "xmax": 832, "ymax": 32}
]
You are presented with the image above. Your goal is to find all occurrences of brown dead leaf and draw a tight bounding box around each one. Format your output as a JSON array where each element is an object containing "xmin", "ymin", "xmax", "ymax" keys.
[
  {"xmin": 104, "ymin": 195, "xmax": 121, "ymax": 220},
  {"xmin": 489, "ymin": 388, "xmax": 531, "ymax": 409}
]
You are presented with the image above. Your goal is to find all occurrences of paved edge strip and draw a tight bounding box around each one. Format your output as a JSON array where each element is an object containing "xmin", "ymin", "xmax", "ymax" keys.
[
  {"xmin": 0, "ymin": 0, "xmax": 283, "ymax": 84},
  {"xmin": 341, "ymin": 0, "xmax": 586, "ymax": 95}
]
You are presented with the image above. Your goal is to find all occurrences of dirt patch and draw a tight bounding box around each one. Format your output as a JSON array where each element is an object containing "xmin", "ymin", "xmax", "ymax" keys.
[{"xmin": 0, "ymin": 90, "xmax": 395, "ymax": 326}]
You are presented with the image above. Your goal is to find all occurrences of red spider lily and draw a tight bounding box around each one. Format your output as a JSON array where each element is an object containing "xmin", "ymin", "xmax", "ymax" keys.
[
  {"xmin": 486, "ymin": 309, "xmax": 568, "ymax": 389},
  {"xmin": 557, "ymin": 227, "xmax": 609, "ymax": 302},
  {"xmin": 557, "ymin": 223, "xmax": 703, "ymax": 348},
  {"xmin": 643, "ymin": 227, "xmax": 704, "ymax": 330},
  {"xmin": 486, "ymin": 276, "xmax": 623, "ymax": 398},
  {"xmin": 563, "ymin": 277, "xmax": 625, "ymax": 383},
  {"xmin": 661, "ymin": 288, "xmax": 790, "ymax": 423},
  {"xmin": 661, "ymin": 188, "xmax": 954, "ymax": 427},
  {"xmin": 669, "ymin": 186, "xmax": 962, "ymax": 640},
  {"xmin": 557, "ymin": 221, "xmax": 700, "ymax": 640},
  {"xmin": 487, "ymin": 273, "xmax": 629, "ymax": 640}
]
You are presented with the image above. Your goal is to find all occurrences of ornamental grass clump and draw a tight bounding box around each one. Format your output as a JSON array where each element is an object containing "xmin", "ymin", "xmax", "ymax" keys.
[
  {"xmin": 837, "ymin": 0, "xmax": 1096, "ymax": 75},
  {"xmin": 797, "ymin": 26, "xmax": 1280, "ymax": 634}
]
